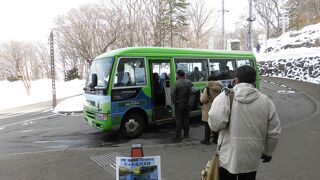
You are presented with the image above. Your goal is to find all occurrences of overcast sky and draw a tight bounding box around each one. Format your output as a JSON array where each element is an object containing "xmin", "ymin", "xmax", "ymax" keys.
[{"xmin": 0, "ymin": 0, "xmax": 248, "ymax": 43}]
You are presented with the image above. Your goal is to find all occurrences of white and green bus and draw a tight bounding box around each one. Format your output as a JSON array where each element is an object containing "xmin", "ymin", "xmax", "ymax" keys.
[{"xmin": 83, "ymin": 47, "xmax": 259, "ymax": 138}]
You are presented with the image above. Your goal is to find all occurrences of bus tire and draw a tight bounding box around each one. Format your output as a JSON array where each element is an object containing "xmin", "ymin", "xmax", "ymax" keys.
[{"xmin": 120, "ymin": 113, "xmax": 145, "ymax": 139}]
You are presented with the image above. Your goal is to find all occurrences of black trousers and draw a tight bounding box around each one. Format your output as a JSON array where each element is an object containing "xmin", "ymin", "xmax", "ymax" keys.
[
  {"xmin": 219, "ymin": 167, "xmax": 257, "ymax": 180},
  {"xmin": 203, "ymin": 122, "xmax": 219, "ymax": 142},
  {"xmin": 204, "ymin": 123, "xmax": 211, "ymax": 141},
  {"xmin": 175, "ymin": 105, "xmax": 190, "ymax": 137}
]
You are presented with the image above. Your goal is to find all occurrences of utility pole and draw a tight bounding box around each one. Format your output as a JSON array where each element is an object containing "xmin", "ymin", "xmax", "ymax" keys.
[
  {"xmin": 49, "ymin": 31, "xmax": 57, "ymax": 108},
  {"xmin": 221, "ymin": 0, "xmax": 225, "ymax": 50},
  {"xmin": 247, "ymin": 0, "xmax": 254, "ymax": 52}
]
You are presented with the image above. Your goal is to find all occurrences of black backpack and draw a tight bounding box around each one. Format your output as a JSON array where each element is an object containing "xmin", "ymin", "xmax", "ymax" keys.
[{"xmin": 188, "ymin": 85, "xmax": 197, "ymax": 110}]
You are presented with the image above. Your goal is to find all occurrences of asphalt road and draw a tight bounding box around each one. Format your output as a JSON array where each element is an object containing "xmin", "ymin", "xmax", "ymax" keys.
[{"xmin": 0, "ymin": 77, "xmax": 318, "ymax": 180}]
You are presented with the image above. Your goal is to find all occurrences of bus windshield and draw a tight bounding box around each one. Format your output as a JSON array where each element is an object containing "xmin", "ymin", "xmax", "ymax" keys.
[{"xmin": 85, "ymin": 57, "xmax": 114, "ymax": 88}]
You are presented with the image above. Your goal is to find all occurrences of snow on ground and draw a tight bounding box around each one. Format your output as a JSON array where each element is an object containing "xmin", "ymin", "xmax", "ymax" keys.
[
  {"xmin": 53, "ymin": 95, "xmax": 84, "ymax": 114},
  {"xmin": 0, "ymin": 79, "xmax": 85, "ymax": 111}
]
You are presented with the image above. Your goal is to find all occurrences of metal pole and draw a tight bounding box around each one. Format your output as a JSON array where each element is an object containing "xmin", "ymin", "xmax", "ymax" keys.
[
  {"xmin": 50, "ymin": 31, "xmax": 57, "ymax": 108},
  {"xmin": 222, "ymin": 0, "xmax": 225, "ymax": 50},
  {"xmin": 170, "ymin": 1, "xmax": 173, "ymax": 47},
  {"xmin": 248, "ymin": 0, "xmax": 253, "ymax": 52}
]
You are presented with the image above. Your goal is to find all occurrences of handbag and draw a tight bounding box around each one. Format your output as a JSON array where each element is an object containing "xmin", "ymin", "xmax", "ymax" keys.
[{"xmin": 200, "ymin": 153, "xmax": 219, "ymax": 180}]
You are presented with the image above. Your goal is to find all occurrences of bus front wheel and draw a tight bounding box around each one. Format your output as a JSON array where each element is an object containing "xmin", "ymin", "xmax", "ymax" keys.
[{"xmin": 120, "ymin": 113, "xmax": 145, "ymax": 139}]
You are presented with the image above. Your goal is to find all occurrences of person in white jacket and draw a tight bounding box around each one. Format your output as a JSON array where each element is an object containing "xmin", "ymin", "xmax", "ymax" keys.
[{"xmin": 208, "ymin": 65, "xmax": 281, "ymax": 180}]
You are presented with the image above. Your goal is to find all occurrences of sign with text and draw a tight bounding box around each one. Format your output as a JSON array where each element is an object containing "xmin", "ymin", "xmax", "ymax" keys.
[{"xmin": 116, "ymin": 156, "xmax": 161, "ymax": 180}]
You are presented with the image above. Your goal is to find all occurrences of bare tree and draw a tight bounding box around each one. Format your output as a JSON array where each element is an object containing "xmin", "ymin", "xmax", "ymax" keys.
[
  {"xmin": 187, "ymin": 0, "xmax": 216, "ymax": 48},
  {"xmin": 109, "ymin": 0, "xmax": 146, "ymax": 47},
  {"xmin": 36, "ymin": 42, "xmax": 51, "ymax": 79},
  {"xmin": 54, "ymin": 2, "xmax": 118, "ymax": 79},
  {"xmin": 254, "ymin": 0, "xmax": 284, "ymax": 38},
  {"xmin": 1, "ymin": 41, "xmax": 39, "ymax": 95},
  {"xmin": 0, "ymin": 45, "xmax": 16, "ymax": 80}
]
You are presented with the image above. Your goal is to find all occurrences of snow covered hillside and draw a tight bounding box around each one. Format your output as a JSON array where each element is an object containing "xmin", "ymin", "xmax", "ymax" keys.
[
  {"xmin": 262, "ymin": 23, "xmax": 320, "ymax": 53},
  {"xmin": 0, "ymin": 79, "xmax": 85, "ymax": 111},
  {"xmin": 256, "ymin": 23, "xmax": 320, "ymax": 84}
]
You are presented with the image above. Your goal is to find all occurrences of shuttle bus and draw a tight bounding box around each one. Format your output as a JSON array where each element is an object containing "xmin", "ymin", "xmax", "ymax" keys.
[{"xmin": 83, "ymin": 47, "xmax": 259, "ymax": 138}]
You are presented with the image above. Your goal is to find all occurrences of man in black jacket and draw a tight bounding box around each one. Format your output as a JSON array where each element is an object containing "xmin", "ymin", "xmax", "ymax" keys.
[{"xmin": 171, "ymin": 69, "xmax": 193, "ymax": 142}]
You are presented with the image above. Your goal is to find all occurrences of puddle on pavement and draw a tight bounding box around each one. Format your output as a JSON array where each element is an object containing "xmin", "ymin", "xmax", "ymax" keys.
[
  {"xmin": 33, "ymin": 137, "xmax": 122, "ymax": 149},
  {"xmin": 44, "ymin": 145, "xmax": 70, "ymax": 149},
  {"xmin": 277, "ymin": 90, "xmax": 296, "ymax": 94},
  {"xmin": 34, "ymin": 139, "xmax": 92, "ymax": 149}
]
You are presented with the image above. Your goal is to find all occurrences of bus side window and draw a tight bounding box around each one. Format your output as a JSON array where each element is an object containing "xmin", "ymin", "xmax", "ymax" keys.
[
  {"xmin": 174, "ymin": 58, "xmax": 208, "ymax": 82},
  {"xmin": 209, "ymin": 59, "xmax": 236, "ymax": 80},
  {"xmin": 113, "ymin": 58, "xmax": 146, "ymax": 87}
]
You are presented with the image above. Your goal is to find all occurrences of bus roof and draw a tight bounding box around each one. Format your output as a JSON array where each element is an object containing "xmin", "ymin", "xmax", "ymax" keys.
[{"xmin": 95, "ymin": 47, "xmax": 256, "ymax": 60}]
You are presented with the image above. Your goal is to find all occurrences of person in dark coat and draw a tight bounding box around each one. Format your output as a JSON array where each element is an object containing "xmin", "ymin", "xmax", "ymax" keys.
[
  {"xmin": 171, "ymin": 69, "xmax": 193, "ymax": 142},
  {"xmin": 256, "ymin": 43, "xmax": 261, "ymax": 53}
]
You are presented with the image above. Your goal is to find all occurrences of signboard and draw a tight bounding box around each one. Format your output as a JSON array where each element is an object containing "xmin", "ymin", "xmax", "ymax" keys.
[
  {"xmin": 116, "ymin": 156, "xmax": 161, "ymax": 180},
  {"xmin": 176, "ymin": 63, "xmax": 188, "ymax": 72},
  {"xmin": 118, "ymin": 100, "xmax": 146, "ymax": 108},
  {"xmin": 135, "ymin": 68, "xmax": 146, "ymax": 85}
]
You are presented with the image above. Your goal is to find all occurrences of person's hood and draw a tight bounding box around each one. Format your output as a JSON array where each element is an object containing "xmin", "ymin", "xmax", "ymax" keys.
[
  {"xmin": 207, "ymin": 81, "xmax": 223, "ymax": 92},
  {"xmin": 233, "ymin": 83, "xmax": 260, "ymax": 103}
]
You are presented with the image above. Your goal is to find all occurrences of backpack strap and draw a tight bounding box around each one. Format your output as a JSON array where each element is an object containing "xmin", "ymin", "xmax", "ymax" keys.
[
  {"xmin": 227, "ymin": 91, "xmax": 234, "ymax": 127},
  {"xmin": 206, "ymin": 86, "xmax": 211, "ymax": 98},
  {"xmin": 217, "ymin": 88, "xmax": 234, "ymax": 151},
  {"xmin": 221, "ymin": 87, "xmax": 234, "ymax": 127}
]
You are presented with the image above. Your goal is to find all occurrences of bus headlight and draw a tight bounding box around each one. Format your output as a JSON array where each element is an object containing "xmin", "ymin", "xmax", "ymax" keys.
[{"xmin": 95, "ymin": 113, "xmax": 108, "ymax": 121}]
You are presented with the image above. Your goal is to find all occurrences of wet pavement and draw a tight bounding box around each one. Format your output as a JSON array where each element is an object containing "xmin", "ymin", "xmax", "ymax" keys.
[{"xmin": 0, "ymin": 77, "xmax": 319, "ymax": 179}]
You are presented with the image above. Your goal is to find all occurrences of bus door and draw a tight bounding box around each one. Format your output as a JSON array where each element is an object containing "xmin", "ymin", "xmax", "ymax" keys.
[{"xmin": 149, "ymin": 59, "xmax": 174, "ymax": 122}]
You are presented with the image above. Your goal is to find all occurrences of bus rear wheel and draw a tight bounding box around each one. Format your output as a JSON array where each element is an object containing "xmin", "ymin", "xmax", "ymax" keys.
[{"xmin": 120, "ymin": 113, "xmax": 145, "ymax": 139}]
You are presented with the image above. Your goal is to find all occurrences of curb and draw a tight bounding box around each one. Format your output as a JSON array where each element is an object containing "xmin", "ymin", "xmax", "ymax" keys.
[{"xmin": 55, "ymin": 110, "xmax": 83, "ymax": 115}]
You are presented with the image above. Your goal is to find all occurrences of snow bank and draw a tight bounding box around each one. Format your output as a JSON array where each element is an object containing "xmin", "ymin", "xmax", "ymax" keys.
[
  {"xmin": 261, "ymin": 23, "xmax": 320, "ymax": 53},
  {"xmin": 0, "ymin": 79, "xmax": 85, "ymax": 111}
]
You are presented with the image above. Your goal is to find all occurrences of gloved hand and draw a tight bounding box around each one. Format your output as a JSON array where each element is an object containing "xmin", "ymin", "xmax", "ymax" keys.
[{"xmin": 261, "ymin": 154, "xmax": 272, "ymax": 163}]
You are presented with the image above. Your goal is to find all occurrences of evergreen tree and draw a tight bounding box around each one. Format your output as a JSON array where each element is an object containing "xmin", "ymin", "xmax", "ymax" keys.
[
  {"xmin": 154, "ymin": 0, "xmax": 171, "ymax": 47},
  {"xmin": 167, "ymin": 0, "xmax": 189, "ymax": 47},
  {"xmin": 286, "ymin": 0, "xmax": 320, "ymax": 30},
  {"xmin": 154, "ymin": 0, "xmax": 189, "ymax": 47},
  {"xmin": 286, "ymin": 0, "xmax": 304, "ymax": 30},
  {"xmin": 65, "ymin": 67, "xmax": 80, "ymax": 81}
]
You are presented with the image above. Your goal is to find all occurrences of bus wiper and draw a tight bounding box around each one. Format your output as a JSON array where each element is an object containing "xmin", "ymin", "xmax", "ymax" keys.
[
  {"xmin": 94, "ymin": 86, "xmax": 107, "ymax": 90},
  {"xmin": 83, "ymin": 84, "xmax": 107, "ymax": 91}
]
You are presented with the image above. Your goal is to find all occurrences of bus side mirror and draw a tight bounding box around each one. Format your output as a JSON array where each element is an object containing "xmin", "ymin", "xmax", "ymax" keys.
[{"xmin": 90, "ymin": 73, "xmax": 98, "ymax": 89}]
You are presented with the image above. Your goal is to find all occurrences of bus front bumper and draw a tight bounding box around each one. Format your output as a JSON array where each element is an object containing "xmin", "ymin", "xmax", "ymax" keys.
[{"xmin": 84, "ymin": 110, "xmax": 119, "ymax": 131}]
